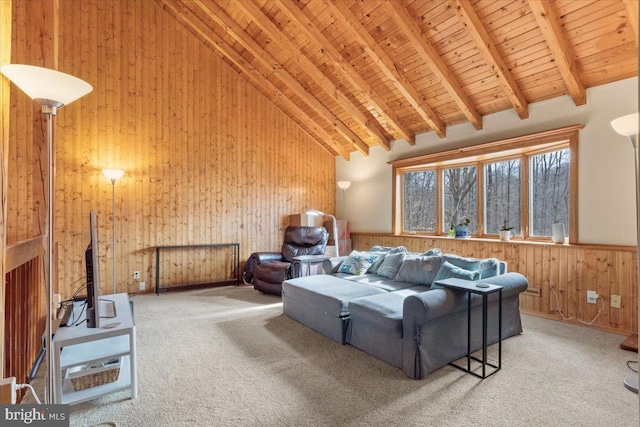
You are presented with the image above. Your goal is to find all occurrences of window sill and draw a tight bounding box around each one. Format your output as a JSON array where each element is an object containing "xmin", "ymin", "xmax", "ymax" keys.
[{"xmin": 349, "ymin": 232, "xmax": 636, "ymax": 252}]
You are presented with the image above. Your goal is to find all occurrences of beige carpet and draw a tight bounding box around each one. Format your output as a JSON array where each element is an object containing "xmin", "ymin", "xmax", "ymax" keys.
[{"xmin": 43, "ymin": 286, "xmax": 639, "ymax": 426}]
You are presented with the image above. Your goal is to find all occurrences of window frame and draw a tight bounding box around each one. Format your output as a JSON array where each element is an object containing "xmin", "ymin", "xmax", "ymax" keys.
[{"xmin": 390, "ymin": 125, "xmax": 582, "ymax": 243}]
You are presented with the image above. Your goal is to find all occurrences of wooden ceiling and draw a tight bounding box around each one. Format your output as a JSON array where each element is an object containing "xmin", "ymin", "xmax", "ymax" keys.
[{"xmin": 156, "ymin": 0, "xmax": 639, "ymax": 159}]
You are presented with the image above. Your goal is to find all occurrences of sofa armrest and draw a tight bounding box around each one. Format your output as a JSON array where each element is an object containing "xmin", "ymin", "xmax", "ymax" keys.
[
  {"xmin": 243, "ymin": 252, "xmax": 284, "ymax": 284},
  {"xmin": 253, "ymin": 252, "xmax": 284, "ymax": 263},
  {"xmin": 402, "ymin": 272, "xmax": 528, "ymax": 379},
  {"xmin": 404, "ymin": 272, "xmax": 528, "ymax": 324}
]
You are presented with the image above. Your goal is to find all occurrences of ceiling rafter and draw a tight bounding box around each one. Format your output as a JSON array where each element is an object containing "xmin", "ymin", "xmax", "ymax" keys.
[
  {"xmin": 274, "ymin": 0, "xmax": 412, "ymax": 146},
  {"xmin": 194, "ymin": 0, "xmax": 369, "ymax": 156},
  {"xmin": 157, "ymin": 0, "xmax": 350, "ymax": 159},
  {"xmin": 528, "ymin": 0, "xmax": 586, "ymax": 106},
  {"xmin": 157, "ymin": 0, "xmax": 637, "ymax": 158},
  {"xmin": 383, "ymin": 1, "xmax": 483, "ymax": 130},
  {"xmin": 449, "ymin": 0, "xmax": 530, "ymax": 120},
  {"xmin": 329, "ymin": 0, "xmax": 447, "ymax": 140},
  {"xmin": 234, "ymin": 0, "xmax": 388, "ymax": 151},
  {"xmin": 622, "ymin": 0, "xmax": 639, "ymax": 48}
]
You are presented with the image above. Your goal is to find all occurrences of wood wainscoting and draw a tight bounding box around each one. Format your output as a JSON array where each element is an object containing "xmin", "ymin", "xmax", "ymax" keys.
[{"xmin": 351, "ymin": 233, "xmax": 638, "ymax": 336}]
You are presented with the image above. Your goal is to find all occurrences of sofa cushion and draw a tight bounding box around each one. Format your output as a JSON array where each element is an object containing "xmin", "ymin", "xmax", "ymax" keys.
[
  {"xmin": 443, "ymin": 254, "xmax": 499, "ymax": 279},
  {"xmin": 377, "ymin": 251, "xmax": 406, "ymax": 279},
  {"xmin": 337, "ymin": 251, "xmax": 381, "ymax": 275},
  {"xmin": 431, "ymin": 261, "xmax": 481, "ymax": 289},
  {"xmin": 336, "ymin": 273, "xmax": 416, "ymax": 292},
  {"xmin": 394, "ymin": 256, "xmax": 442, "ymax": 287},
  {"xmin": 282, "ymin": 275, "xmax": 386, "ymax": 317}
]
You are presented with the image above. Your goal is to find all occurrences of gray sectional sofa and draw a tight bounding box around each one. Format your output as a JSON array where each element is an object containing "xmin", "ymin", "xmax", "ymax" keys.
[{"xmin": 282, "ymin": 247, "xmax": 528, "ymax": 379}]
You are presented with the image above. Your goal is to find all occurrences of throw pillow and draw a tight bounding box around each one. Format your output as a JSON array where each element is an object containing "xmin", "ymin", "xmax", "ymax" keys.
[
  {"xmin": 421, "ymin": 248, "xmax": 442, "ymax": 257},
  {"xmin": 337, "ymin": 251, "xmax": 379, "ymax": 275},
  {"xmin": 430, "ymin": 261, "xmax": 481, "ymax": 289},
  {"xmin": 443, "ymin": 254, "xmax": 499, "ymax": 279},
  {"xmin": 366, "ymin": 253, "xmax": 387, "ymax": 274},
  {"xmin": 394, "ymin": 256, "xmax": 442, "ymax": 286},
  {"xmin": 377, "ymin": 251, "xmax": 406, "ymax": 279}
]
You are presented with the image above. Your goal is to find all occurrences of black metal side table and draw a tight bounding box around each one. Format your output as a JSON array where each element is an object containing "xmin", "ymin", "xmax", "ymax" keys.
[{"xmin": 435, "ymin": 277, "xmax": 503, "ymax": 379}]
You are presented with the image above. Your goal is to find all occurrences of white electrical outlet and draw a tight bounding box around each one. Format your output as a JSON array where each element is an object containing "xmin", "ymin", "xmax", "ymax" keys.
[
  {"xmin": 611, "ymin": 294, "xmax": 622, "ymax": 309},
  {"xmin": 133, "ymin": 271, "xmax": 140, "ymax": 280},
  {"xmin": 587, "ymin": 290, "xmax": 598, "ymax": 304},
  {"xmin": 139, "ymin": 281, "xmax": 146, "ymax": 291}
]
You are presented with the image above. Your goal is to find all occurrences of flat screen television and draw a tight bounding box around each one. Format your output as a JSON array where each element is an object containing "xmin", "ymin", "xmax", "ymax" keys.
[{"xmin": 85, "ymin": 210, "xmax": 101, "ymax": 328}]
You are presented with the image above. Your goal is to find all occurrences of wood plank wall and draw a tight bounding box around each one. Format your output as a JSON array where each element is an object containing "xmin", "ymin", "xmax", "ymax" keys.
[
  {"xmin": 351, "ymin": 233, "xmax": 638, "ymax": 335},
  {"xmin": 8, "ymin": 0, "xmax": 335, "ymax": 300},
  {"xmin": 1, "ymin": 0, "xmax": 13, "ymax": 376}
]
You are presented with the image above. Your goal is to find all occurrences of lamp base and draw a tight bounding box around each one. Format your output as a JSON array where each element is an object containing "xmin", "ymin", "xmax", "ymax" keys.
[{"xmin": 624, "ymin": 376, "xmax": 638, "ymax": 393}]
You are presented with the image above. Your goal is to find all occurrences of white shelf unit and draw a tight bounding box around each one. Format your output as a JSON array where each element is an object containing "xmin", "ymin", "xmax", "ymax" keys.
[{"xmin": 52, "ymin": 293, "xmax": 137, "ymax": 405}]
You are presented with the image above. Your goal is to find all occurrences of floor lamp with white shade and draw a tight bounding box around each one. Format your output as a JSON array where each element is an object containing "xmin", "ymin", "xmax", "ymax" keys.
[
  {"xmin": 337, "ymin": 181, "xmax": 351, "ymax": 254},
  {"xmin": 610, "ymin": 112, "xmax": 640, "ymax": 394},
  {"xmin": 306, "ymin": 209, "xmax": 339, "ymax": 257},
  {"xmin": 103, "ymin": 169, "xmax": 124, "ymax": 295},
  {"xmin": 0, "ymin": 64, "xmax": 92, "ymax": 403}
]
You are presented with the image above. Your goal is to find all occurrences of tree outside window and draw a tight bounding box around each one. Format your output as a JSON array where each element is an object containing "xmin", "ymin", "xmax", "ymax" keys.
[
  {"xmin": 485, "ymin": 159, "xmax": 521, "ymax": 234},
  {"xmin": 403, "ymin": 170, "xmax": 436, "ymax": 232},
  {"xmin": 443, "ymin": 166, "xmax": 477, "ymax": 233},
  {"xmin": 530, "ymin": 149, "xmax": 570, "ymax": 236}
]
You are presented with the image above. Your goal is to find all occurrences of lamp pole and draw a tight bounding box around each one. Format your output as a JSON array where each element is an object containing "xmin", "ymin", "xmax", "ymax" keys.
[
  {"xmin": 103, "ymin": 169, "xmax": 124, "ymax": 295},
  {"xmin": 337, "ymin": 181, "xmax": 351, "ymax": 254},
  {"xmin": 1, "ymin": 64, "xmax": 92, "ymax": 404},
  {"xmin": 611, "ymin": 112, "xmax": 640, "ymax": 394}
]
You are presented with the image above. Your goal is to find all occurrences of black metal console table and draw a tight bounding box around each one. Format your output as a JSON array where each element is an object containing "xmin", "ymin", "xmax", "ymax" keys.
[{"xmin": 155, "ymin": 243, "xmax": 240, "ymax": 294}]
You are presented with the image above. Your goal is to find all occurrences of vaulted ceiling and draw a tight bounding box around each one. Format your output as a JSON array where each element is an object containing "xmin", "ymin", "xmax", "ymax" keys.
[{"xmin": 157, "ymin": 0, "xmax": 639, "ymax": 159}]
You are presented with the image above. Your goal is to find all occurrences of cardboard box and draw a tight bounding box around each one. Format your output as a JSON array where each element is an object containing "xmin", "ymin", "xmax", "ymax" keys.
[
  {"xmin": 323, "ymin": 220, "xmax": 350, "ymax": 241},
  {"xmin": 289, "ymin": 213, "xmax": 324, "ymax": 227}
]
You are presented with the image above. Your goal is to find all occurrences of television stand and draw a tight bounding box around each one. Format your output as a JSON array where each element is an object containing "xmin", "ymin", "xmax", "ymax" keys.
[{"xmin": 51, "ymin": 293, "xmax": 137, "ymax": 405}]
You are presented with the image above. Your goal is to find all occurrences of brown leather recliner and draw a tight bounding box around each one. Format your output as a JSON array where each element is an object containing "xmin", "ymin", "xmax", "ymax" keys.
[{"xmin": 244, "ymin": 226, "xmax": 329, "ymax": 296}]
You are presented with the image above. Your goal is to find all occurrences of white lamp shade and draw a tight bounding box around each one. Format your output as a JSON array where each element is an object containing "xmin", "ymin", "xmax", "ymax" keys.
[
  {"xmin": 0, "ymin": 64, "xmax": 93, "ymax": 106},
  {"xmin": 306, "ymin": 209, "xmax": 323, "ymax": 216},
  {"xmin": 611, "ymin": 112, "xmax": 639, "ymax": 137},
  {"xmin": 103, "ymin": 169, "xmax": 125, "ymax": 181},
  {"xmin": 337, "ymin": 181, "xmax": 351, "ymax": 190}
]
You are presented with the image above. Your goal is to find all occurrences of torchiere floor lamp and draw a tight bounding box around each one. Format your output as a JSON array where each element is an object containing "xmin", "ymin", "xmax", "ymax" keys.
[
  {"xmin": 611, "ymin": 112, "xmax": 640, "ymax": 394},
  {"xmin": 103, "ymin": 169, "xmax": 124, "ymax": 295},
  {"xmin": 1, "ymin": 64, "xmax": 92, "ymax": 403},
  {"xmin": 306, "ymin": 209, "xmax": 339, "ymax": 257}
]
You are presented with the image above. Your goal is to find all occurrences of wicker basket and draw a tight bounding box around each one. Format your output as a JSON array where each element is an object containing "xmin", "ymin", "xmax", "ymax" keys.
[{"xmin": 67, "ymin": 358, "xmax": 122, "ymax": 391}]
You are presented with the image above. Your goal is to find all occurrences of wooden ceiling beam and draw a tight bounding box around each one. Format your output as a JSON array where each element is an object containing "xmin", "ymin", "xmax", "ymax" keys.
[
  {"xmin": 234, "ymin": 0, "xmax": 385, "ymax": 152},
  {"xmin": 157, "ymin": 0, "xmax": 349, "ymax": 159},
  {"xmin": 383, "ymin": 1, "xmax": 483, "ymax": 130},
  {"xmin": 623, "ymin": 0, "xmax": 639, "ymax": 48},
  {"xmin": 194, "ymin": 0, "xmax": 368, "ymax": 156},
  {"xmin": 449, "ymin": 0, "xmax": 530, "ymax": 120},
  {"xmin": 329, "ymin": 0, "xmax": 447, "ymax": 140},
  {"xmin": 528, "ymin": 0, "xmax": 586, "ymax": 106},
  {"xmin": 275, "ymin": 0, "xmax": 413, "ymax": 146}
]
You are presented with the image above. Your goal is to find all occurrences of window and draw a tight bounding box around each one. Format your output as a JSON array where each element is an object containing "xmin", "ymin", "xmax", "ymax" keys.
[
  {"xmin": 443, "ymin": 166, "xmax": 477, "ymax": 233},
  {"xmin": 530, "ymin": 149, "xmax": 570, "ymax": 237},
  {"xmin": 403, "ymin": 170, "xmax": 437, "ymax": 232},
  {"xmin": 391, "ymin": 125, "xmax": 581, "ymax": 242},
  {"xmin": 484, "ymin": 159, "xmax": 521, "ymax": 235}
]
